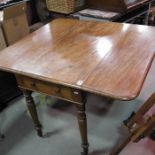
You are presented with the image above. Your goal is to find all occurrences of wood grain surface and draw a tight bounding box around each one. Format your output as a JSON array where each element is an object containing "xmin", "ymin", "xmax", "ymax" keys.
[{"xmin": 0, "ymin": 19, "xmax": 155, "ymax": 100}]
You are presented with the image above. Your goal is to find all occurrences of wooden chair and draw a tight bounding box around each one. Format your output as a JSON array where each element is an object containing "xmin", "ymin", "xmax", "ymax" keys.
[{"xmin": 110, "ymin": 92, "xmax": 155, "ymax": 155}]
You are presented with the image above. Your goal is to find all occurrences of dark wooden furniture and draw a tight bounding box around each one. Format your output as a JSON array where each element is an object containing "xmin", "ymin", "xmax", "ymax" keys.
[
  {"xmin": 0, "ymin": 72, "xmax": 21, "ymax": 111},
  {"xmin": 83, "ymin": 0, "xmax": 152, "ymax": 24},
  {"xmin": 73, "ymin": 5, "xmax": 150, "ymax": 24},
  {"xmin": 86, "ymin": 0, "xmax": 152, "ymax": 13},
  {"xmin": 0, "ymin": 19, "xmax": 155, "ymax": 155},
  {"xmin": 46, "ymin": 0, "xmax": 152, "ymax": 25},
  {"xmin": 0, "ymin": 0, "xmax": 29, "ymax": 10},
  {"xmin": 110, "ymin": 92, "xmax": 155, "ymax": 155}
]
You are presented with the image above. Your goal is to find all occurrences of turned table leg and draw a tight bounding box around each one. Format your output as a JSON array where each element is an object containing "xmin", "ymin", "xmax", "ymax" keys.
[
  {"xmin": 76, "ymin": 103, "xmax": 89, "ymax": 155},
  {"xmin": 22, "ymin": 89, "xmax": 43, "ymax": 137}
]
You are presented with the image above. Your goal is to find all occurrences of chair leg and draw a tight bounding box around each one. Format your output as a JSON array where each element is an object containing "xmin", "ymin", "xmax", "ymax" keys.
[
  {"xmin": 125, "ymin": 92, "xmax": 155, "ymax": 128},
  {"xmin": 111, "ymin": 93, "xmax": 155, "ymax": 155},
  {"xmin": 22, "ymin": 89, "xmax": 43, "ymax": 137},
  {"xmin": 110, "ymin": 115, "xmax": 155, "ymax": 155},
  {"xmin": 131, "ymin": 115, "xmax": 155, "ymax": 142}
]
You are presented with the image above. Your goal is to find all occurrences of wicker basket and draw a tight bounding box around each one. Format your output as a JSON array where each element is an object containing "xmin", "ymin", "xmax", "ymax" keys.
[{"xmin": 46, "ymin": 0, "xmax": 85, "ymax": 14}]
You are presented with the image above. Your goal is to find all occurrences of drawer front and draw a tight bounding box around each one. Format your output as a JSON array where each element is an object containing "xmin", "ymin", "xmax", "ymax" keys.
[{"xmin": 16, "ymin": 75, "xmax": 84, "ymax": 104}]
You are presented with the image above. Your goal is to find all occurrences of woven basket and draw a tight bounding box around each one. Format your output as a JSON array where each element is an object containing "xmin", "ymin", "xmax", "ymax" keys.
[{"xmin": 46, "ymin": 0, "xmax": 85, "ymax": 14}]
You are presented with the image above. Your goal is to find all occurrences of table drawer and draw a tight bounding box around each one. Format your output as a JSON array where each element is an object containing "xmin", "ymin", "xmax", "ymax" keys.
[{"xmin": 16, "ymin": 75, "xmax": 84, "ymax": 104}]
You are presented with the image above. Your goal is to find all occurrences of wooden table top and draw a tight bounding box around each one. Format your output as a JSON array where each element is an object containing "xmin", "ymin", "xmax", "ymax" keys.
[{"xmin": 0, "ymin": 19, "xmax": 155, "ymax": 100}]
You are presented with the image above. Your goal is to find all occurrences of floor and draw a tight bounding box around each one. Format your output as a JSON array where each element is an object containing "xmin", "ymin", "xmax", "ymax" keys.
[{"xmin": 0, "ymin": 60, "xmax": 155, "ymax": 155}]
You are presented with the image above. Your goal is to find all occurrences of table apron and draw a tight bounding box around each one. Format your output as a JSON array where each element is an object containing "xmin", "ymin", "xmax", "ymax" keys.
[{"xmin": 15, "ymin": 75, "xmax": 86, "ymax": 105}]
